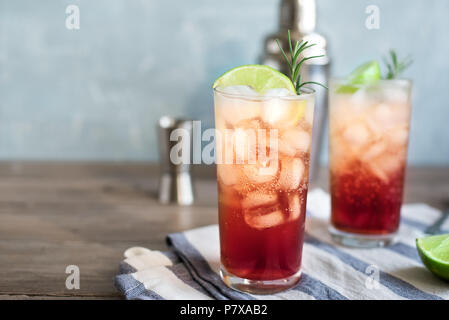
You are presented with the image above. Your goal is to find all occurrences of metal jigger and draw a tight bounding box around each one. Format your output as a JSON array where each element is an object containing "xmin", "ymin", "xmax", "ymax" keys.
[
  {"xmin": 157, "ymin": 116, "xmax": 194, "ymax": 206},
  {"xmin": 260, "ymin": 0, "xmax": 330, "ymax": 184}
]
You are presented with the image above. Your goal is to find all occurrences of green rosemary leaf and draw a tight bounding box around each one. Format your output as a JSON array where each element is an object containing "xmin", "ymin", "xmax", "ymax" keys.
[
  {"xmin": 275, "ymin": 29, "xmax": 328, "ymax": 94},
  {"xmin": 294, "ymin": 41, "xmax": 300, "ymax": 56},
  {"xmin": 391, "ymin": 50, "xmax": 398, "ymax": 68},
  {"xmin": 383, "ymin": 49, "xmax": 413, "ymax": 79},
  {"xmin": 298, "ymin": 81, "xmax": 329, "ymax": 90},
  {"xmin": 296, "ymin": 75, "xmax": 302, "ymax": 94},
  {"xmin": 292, "ymin": 64, "xmax": 301, "ymax": 85},
  {"xmin": 276, "ymin": 39, "xmax": 292, "ymax": 70},
  {"xmin": 293, "ymin": 43, "xmax": 315, "ymax": 65},
  {"xmin": 288, "ymin": 30, "xmax": 294, "ymax": 61},
  {"xmin": 296, "ymin": 55, "xmax": 325, "ymax": 74}
]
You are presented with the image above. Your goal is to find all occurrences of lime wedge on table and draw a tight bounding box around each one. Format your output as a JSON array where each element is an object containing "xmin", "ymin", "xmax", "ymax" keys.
[
  {"xmin": 212, "ymin": 65, "xmax": 296, "ymax": 95},
  {"xmin": 416, "ymin": 234, "xmax": 449, "ymax": 281},
  {"xmin": 337, "ymin": 61, "xmax": 381, "ymax": 94}
]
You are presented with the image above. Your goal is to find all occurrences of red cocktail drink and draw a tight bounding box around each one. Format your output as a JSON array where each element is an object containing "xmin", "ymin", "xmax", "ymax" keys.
[
  {"xmin": 329, "ymin": 79, "xmax": 412, "ymax": 247},
  {"xmin": 214, "ymin": 87, "xmax": 315, "ymax": 293},
  {"xmin": 331, "ymin": 161, "xmax": 405, "ymax": 235},
  {"xmin": 219, "ymin": 187, "xmax": 307, "ymax": 281}
]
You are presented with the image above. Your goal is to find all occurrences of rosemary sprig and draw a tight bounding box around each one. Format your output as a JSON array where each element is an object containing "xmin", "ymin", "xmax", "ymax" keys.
[
  {"xmin": 384, "ymin": 49, "xmax": 413, "ymax": 79},
  {"xmin": 276, "ymin": 30, "xmax": 328, "ymax": 95}
]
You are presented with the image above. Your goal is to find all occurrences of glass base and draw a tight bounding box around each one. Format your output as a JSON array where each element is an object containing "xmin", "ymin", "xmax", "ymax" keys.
[
  {"xmin": 219, "ymin": 266, "xmax": 301, "ymax": 295},
  {"xmin": 329, "ymin": 226, "xmax": 397, "ymax": 248}
]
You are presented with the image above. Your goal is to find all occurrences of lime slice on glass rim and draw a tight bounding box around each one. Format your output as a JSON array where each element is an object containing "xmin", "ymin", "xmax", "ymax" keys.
[
  {"xmin": 337, "ymin": 60, "xmax": 381, "ymax": 94},
  {"xmin": 213, "ymin": 64, "xmax": 307, "ymax": 126},
  {"xmin": 416, "ymin": 234, "xmax": 449, "ymax": 281},
  {"xmin": 212, "ymin": 64, "xmax": 296, "ymax": 95}
]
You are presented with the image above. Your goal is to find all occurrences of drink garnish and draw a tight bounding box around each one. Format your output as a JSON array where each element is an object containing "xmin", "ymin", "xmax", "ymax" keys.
[
  {"xmin": 336, "ymin": 61, "xmax": 381, "ymax": 94},
  {"xmin": 384, "ymin": 49, "xmax": 413, "ymax": 80},
  {"xmin": 337, "ymin": 50, "xmax": 413, "ymax": 93},
  {"xmin": 276, "ymin": 30, "xmax": 328, "ymax": 95},
  {"xmin": 417, "ymin": 234, "xmax": 449, "ymax": 281},
  {"xmin": 212, "ymin": 65, "xmax": 296, "ymax": 95}
]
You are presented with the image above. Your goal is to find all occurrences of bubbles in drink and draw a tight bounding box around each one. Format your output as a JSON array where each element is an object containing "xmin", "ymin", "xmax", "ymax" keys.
[
  {"xmin": 242, "ymin": 191, "xmax": 278, "ymax": 209},
  {"xmin": 244, "ymin": 208, "xmax": 285, "ymax": 230},
  {"xmin": 233, "ymin": 128, "xmax": 257, "ymax": 164},
  {"xmin": 388, "ymin": 125, "xmax": 409, "ymax": 146},
  {"xmin": 242, "ymin": 191, "xmax": 285, "ymax": 230},
  {"xmin": 361, "ymin": 141, "xmax": 387, "ymax": 161},
  {"xmin": 217, "ymin": 164, "xmax": 241, "ymax": 186},
  {"xmin": 279, "ymin": 128, "xmax": 311, "ymax": 156},
  {"xmin": 342, "ymin": 122, "xmax": 371, "ymax": 147},
  {"xmin": 214, "ymin": 87, "xmax": 261, "ymax": 126},
  {"xmin": 215, "ymin": 88, "xmax": 313, "ymax": 231},
  {"xmin": 330, "ymin": 92, "xmax": 410, "ymax": 183},
  {"xmin": 242, "ymin": 160, "xmax": 279, "ymax": 184},
  {"xmin": 279, "ymin": 158, "xmax": 305, "ymax": 191},
  {"xmin": 212, "ymin": 63, "xmax": 318, "ymax": 282},
  {"xmin": 329, "ymin": 79, "xmax": 412, "ymax": 235},
  {"xmin": 287, "ymin": 194, "xmax": 301, "ymax": 221},
  {"xmin": 261, "ymin": 89, "xmax": 297, "ymax": 126}
]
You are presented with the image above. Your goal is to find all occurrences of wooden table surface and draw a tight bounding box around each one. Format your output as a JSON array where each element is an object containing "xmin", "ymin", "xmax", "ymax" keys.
[{"xmin": 0, "ymin": 162, "xmax": 448, "ymax": 299}]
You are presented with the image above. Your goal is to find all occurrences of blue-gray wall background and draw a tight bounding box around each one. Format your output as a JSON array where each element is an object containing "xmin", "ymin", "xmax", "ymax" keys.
[{"xmin": 1, "ymin": 0, "xmax": 448, "ymax": 164}]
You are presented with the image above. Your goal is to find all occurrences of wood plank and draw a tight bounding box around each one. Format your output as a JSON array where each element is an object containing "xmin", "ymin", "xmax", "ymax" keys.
[{"xmin": 0, "ymin": 162, "xmax": 218, "ymax": 298}]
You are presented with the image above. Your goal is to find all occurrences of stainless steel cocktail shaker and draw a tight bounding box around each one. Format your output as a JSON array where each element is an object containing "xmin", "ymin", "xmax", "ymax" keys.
[{"xmin": 260, "ymin": 0, "xmax": 330, "ymax": 184}]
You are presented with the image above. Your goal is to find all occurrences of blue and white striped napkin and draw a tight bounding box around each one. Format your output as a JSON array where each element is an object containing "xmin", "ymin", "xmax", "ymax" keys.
[{"xmin": 115, "ymin": 189, "xmax": 449, "ymax": 300}]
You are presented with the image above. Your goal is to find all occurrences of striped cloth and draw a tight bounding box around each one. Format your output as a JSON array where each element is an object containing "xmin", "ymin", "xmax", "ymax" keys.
[{"xmin": 115, "ymin": 189, "xmax": 449, "ymax": 300}]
